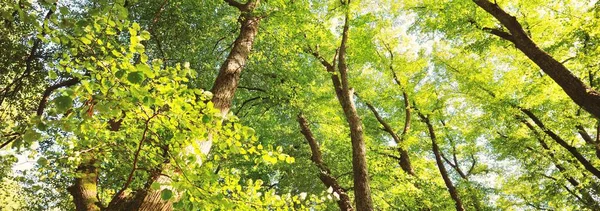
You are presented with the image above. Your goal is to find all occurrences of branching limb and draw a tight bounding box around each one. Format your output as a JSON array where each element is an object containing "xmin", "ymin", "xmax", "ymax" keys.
[{"xmin": 36, "ymin": 78, "xmax": 80, "ymax": 116}]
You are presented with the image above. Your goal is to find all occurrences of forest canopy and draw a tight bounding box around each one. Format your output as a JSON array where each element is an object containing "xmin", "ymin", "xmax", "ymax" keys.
[{"xmin": 1, "ymin": 0, "xmax": 600, "ymax": 210}]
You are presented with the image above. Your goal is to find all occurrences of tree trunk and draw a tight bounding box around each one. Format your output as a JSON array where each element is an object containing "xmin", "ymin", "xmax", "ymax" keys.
[
  {"xmin": 108, "ymin": 174, "xmax": 173, "ymax": 211},
  {"xmin": 419, "ymin": 114, "xmax": 465, "ymax": 211},
  {"xmin": 472, "ymin": 0, "xmax": 600, "ymax": 119},
  {"xmin": 68, "ymin": 156, "xmax": 102, "ymax": 211},
  {"xmin": 196, "ymin": 0, "xmax": 261, "ymax": 155},
  {"xmin": 333, "ymin": 8, "xmax": 374, "ymax": 210},
  {"xmin": 309, "ymin": 4, "xmax": 373, "ymax": 209},
  {"xmin": 298, "ymin": 114, "xmax": 354, "ymax": 211}
]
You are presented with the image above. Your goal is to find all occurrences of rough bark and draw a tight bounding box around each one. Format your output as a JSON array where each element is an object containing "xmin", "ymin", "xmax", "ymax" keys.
[
  {"xmin": 419, "ymin": 113, "xmax": 465, "ymax": 211},
  {"xmin": 297, "ymin": 114, "xmax": 354, "ymax": 211},
  {"xmin": 334, "ymin": 8, "xmax": 373, "ymax": 211},
  {"xmin": 210, "ymin": 1, "xmax": 260, "ymax": 116},
  {"xmin": 195, "ymin": 0, "xmax": 261, "ymax": 155},
  {"xmin": 364, "ymin": 101, "xmax": 415, "ymax": 176},
  {"xmin": 308, "ymin": 3, "xmax": 373, "ymax": 209},
  {"xmin": 473, "ymin": 0, "xmax": 600, "ymax": 119},
  {"xmin": 68, "ymin": 156, "xmax": 102, "ymax": 211},
  {"xmin": 108, "ymin": 173, "xmax": 173, "ymax": 211}
]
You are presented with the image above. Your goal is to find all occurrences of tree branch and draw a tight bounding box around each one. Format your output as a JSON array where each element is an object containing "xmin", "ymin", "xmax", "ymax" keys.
[
  {"xmin": 36, "ymin": 78, "xmax": 80, "ymax": 116},
  {"xmin": 482, "ymin": 27, "xmax": 515, "ymax": 43},
  {"xmin": 297, "ymin": 113, "xmax": 354, "ymax": 211},
  {"xmin": 520, "ymin": 108, "xmax": 600, "ymax": 180},
  {"xmin": 111, "ymin": 112, "xmax": 160, "ymax": 203},
  {"xmin": 224, "ymin": 0, "xmax": 244, "ymax": 10}
]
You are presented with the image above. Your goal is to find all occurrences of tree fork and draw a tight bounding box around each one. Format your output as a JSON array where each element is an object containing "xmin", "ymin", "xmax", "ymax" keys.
[
  {"xmin": 473, "ymin": 0, "xmax": 600, "ymax": 119},
  {"xmin": 417, "ymin": 111, "xmax": 465, "ymax": 211},
  {"xmin": 297, "ymin": 113, "xmax": 354, "ymax": 211}
]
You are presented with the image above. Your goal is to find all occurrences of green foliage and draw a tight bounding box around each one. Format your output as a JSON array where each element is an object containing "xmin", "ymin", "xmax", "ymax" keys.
[{"xmin": 2, "ymin": 0, "xmax": 600, "ymax": 210}]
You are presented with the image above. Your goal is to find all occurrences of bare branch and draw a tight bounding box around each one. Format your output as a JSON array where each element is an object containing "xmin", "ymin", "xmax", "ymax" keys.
[{"xmin": 482, "ymin": 27, "xmax": 515, "ymax": 43}]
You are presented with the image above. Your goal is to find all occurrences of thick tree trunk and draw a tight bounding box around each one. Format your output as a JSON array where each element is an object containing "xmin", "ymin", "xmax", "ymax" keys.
[
  {"xmin": 68, "ymin": 156, "xmax": 102, "ymax": 211},
  {"xmin": 334, "ymin": 9, "xmax": 373, "ymax": 211},
  {"xmin": 210, "ymin": 9, "xmax": 260, "ymax": 115},
  {"xmin": 419, "ymin": 114, "xmax": 465, "ymax": 211},
  {"xmin": 108, "ymin": 174, "xmax": 173, "ymax": 211},
  {"xmin": 197, "ymin": 0, "xmax": 261, "ymax": 155},
  {"xmin": 472, "ymin": 0, "xmax": 600, "ymax": 119},
  {"xmin": 298, "ymin": 114, "xmax": 354, "ymax": 211}
]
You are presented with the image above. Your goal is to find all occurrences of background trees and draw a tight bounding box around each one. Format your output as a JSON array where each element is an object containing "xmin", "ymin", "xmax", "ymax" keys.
[{"xmin": 1, "ymin": 0, "xmax": 599, "ymax": 210}]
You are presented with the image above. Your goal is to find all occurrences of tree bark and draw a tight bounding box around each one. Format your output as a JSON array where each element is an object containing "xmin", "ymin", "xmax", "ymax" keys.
[
  {"xmin": 364, "ymin": 101, "xmax": 415, "ymax": 176},
  {"xmin": 308, "ymin": 4, "xmax": 373, "ymax": 209},
  {"xmin": 210, "ymin": 0, "xmax": 260, "ymax": 117},
  {"xmin": 334, "ymin": 8, "xmax": 373, "ymax": 211},
  {"xmin": 196, "ymin": 0, "xmax": 261, "ymax": 155},
  {"xmin": 418, "ymin": 113, "xmax": 465, "ymax": 211},
  {"xmin": 68, "ymin": 156, "xmax": 102, "ymax": 211},
  {"xmin": 107, "ymin": 173, "xmax": 173, "ymax": 211},
  {"xmin": 519, "ymin": 108, "xmax": 600, "ymax": 180},
  {"xmin": 472, "ymin": 0, "xmax": 600, "ymax": 119},
  {"xmin": 522, "ymin": 120, "xmax": 600, "ymax": 210},
  {"xmin": 297, "ymin": 114, "xmax": 354, "ymax": 211}
]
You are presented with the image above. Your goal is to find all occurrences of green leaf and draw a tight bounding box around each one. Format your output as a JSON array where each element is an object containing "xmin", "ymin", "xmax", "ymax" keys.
[
  {"xmin": 23, "ymin": 129, "xmax": 41, "ymax": 143},
  {"xmin": 59, "ymin": 6, "xmax": 69, "ymax": 15},
  {"xmin": 285, "ymin": 156, "xmax": 295, "ymax": 164},
  {"xmin": 132, "ymin": 23, "xmax": 141, "ymax": 31},
  {"xmin": 136, "ymin": 63, "xmax": 152, "ymax": 77},
  {"xmin": 111, "ymin": 50, "xmax": 123, "ymax": 57},
  {"xmin": 161, "ymin": 189, "xmax": 173, "ymax": 200},
  {"xmin": 202, "ymin": 115, "xmax": 211, "ymax": 123},
  {"xmin": 134, "ymin": 43, "xmax": 145, "ymax": 53},
  {"xmin": 115, "ymin": 70, "xmax": 125, "ymax": 78},
  {"xmin": 51, "ymin": 36, "xmax": 60, "ymax": 44},
  {"xmin": 48, "ymin": 70, "xmax": 57, "ymax": 80},
  {"xmin": 37, "ymin": 157, "xmax": 48, "ymax": 167},
  {"xmin": 54, "ymin": 95, "xmax": 73, "ymax": 112},
  {"xmin": 127, "ymin": 72, "xmax": 145, "ymax": 84}
]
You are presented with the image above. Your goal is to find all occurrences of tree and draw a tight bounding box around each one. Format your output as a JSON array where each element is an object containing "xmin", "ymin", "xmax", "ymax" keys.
[{"xmin": 3, "ymin": 0, "xmax": 600, "ymax": 210}]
